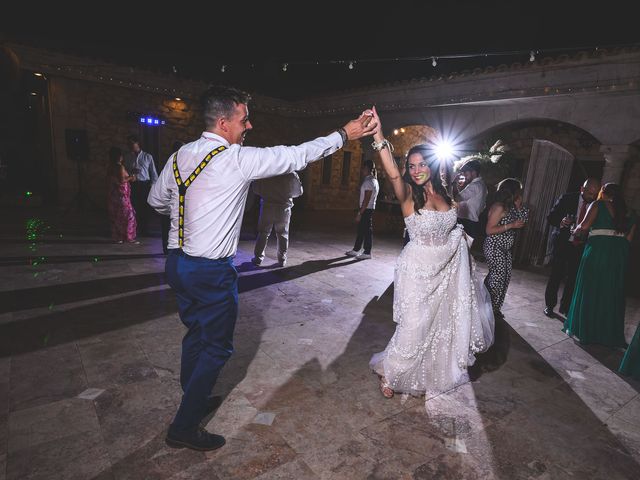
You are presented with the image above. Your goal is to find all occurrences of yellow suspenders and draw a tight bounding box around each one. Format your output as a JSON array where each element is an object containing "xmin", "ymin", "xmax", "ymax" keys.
[{"xmin": 172, "ymin": 145, "xmax": 227, "ymax": 247}]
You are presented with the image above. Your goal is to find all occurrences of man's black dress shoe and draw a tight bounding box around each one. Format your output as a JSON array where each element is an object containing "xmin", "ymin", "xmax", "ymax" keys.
[
  {"xmin": 543, "ymin": 307, "xmax": 554, "ymax": 317},
  {"xmin": 166, "ymin": 427, "xmax": 226, "ymax": 451}
]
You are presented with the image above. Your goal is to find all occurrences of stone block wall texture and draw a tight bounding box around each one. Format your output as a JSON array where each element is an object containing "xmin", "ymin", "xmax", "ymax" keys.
[
  {"xmin": 304, "ymin": 140, "xmax": 365, "ymax": 211},
  {"xmin": 48, "ymin": 77, "xmax": 304, "ymax": 208},
  {"xmin": 46, "ymin": 75, "xmax": 637, "ymax": 215}
]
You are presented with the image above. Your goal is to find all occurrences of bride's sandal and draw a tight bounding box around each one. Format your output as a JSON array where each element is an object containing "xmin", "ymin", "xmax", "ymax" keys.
[{"xmin": 378, "ymin": 376, "xmax": 394, "ymax": 399}]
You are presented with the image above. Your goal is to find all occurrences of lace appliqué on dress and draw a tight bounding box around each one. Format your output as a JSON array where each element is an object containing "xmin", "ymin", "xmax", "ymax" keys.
[{"xmin": 370, "ymin": 208, "xmax": 495, "ymax": 398}]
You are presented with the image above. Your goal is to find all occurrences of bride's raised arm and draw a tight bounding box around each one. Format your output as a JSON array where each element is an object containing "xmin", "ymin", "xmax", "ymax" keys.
[{"xmin": 370, "ymin": 106, "xmax": 411, "ymax": 205}]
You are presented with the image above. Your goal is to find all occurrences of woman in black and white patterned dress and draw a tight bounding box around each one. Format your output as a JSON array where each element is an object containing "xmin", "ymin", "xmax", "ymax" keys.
[{"xmin": 483, "ymin": 178, "xmax": 528, "ymax": 316}]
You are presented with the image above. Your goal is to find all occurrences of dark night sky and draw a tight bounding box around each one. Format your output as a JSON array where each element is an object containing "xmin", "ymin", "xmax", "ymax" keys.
[{"xmin": 2, "ymin": 2, "xmax": 639, "ymax": 99}]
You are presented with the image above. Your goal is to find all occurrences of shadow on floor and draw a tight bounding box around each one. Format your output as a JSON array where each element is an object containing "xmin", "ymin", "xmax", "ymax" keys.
[
  {"xmin": 0, "ymin": 286, "xmax": 178, "ymax": 357},
  {"xmin": 237, "ymin": 256, "xmax": 360, "ymax": 293},
  {"xmin": 0, "ymin": 271, "xmax": 168, "ymax": 313},
  {"xmin": 0, "ymin": 253, "xmax": 166, "ymax": 267},
  {"xmin": 194, "ymin": 282, "xmax": 640, "ymax": 478},
  {"xmin": 0, "ymin": 256, "xmax": 359, "ymax": 358}
]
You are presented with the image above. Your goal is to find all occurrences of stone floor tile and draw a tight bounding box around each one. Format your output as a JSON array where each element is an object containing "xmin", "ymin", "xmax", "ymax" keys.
[
  {"xmin": 79, "ymin": 336, "xmax": 158, "ymax": 388},
  {"xmin": 0, "ymin": 414, "xmax": 6, "ymax": 455},
  {"xmin": 463, "ymin": 391, "xmax": 640, "ymax": 479},
  {"xmin": 7, "ymin": 397, "xmax": 99, "ymax": 454},
  {"xmin": 605, "ymin": 396, "xmax": 640, "ymax": 460},
  {"xmin": 204, "ymin": 390, "xmax": 259, "ymax": 439},
  {"xmin": 199, "ymin": 424, "xmax": 297, "ymax": 480},
  {"xmin": 2, "ymin": 221, "xmax": 640, "ymax": 479},
  {"xmin": 0, "ymin": 359, "xmax": 8, "ymax": 416},
  {"xmin": 5, "ymin": 430, "xmax": 111, "ymax": 480},
  {"xmin": 253, "ymin": 458, "xmax": 319, "ymax": 480},
  {"xmin": 94, "ymin": 378, "xmax": 181, "ymax": 464},
  {"xmin": 108, "ymin": 430, "xmax": 211, "ymax": 480},
  {"xmin": 300, "ymin": 436, "xmax": 390, "ymax": 480},
  {"xmin": 555, "ymin": 363, "xmax": 638, "ymax": 422},
  {"xmin": 9, "ymin": 344, "xmax": 86, "ymax": 412}
]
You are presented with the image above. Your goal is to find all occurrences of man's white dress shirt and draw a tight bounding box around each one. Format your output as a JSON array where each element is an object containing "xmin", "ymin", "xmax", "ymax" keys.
[
  {"xmin": 148, "ymin": 131, "xmax": 342, "ymax": 259},
  {"xmin": 455, "ymin": 177, "xmax": 488, "ymax": 222}
]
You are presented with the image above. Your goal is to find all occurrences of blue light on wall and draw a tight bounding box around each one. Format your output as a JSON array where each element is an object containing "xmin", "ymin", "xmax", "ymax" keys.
[{"xmin": 139, "ymin": 116, "xmax": 166, "ymax": 126}]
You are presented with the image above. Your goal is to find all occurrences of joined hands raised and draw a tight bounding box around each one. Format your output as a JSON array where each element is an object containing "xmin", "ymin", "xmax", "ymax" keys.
[{"xmin": 341, "ymin": 108, "xmax": 378, "ymax": 141}]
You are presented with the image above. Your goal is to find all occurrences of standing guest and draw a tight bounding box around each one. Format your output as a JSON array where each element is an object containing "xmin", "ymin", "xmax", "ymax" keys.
[
  {"xmin": 148, "ymin": 85, "xmax": 377, "ymax": 451},
  {"xmin": 564, "ymin": 183, "xmax": 636, "ymax": 347},
  {"xmin": 106, "ymin": 147, "xmax": 138, "ymax": 244},
  {"xmin": 366, "ymin": 107, "xmax": 494, "ymax": 399},
  {"xmin": 455, "ymin": 159, "xmax": 488, "ymax": 242},
  {"xmin": 544, "ymin": 178, "xmax": 601, "ymax": 317},
  {"xmin": 483, "ymin": 178, "xmax": 528, "ymax": 317},
  {"xmin": 345, "ymin": 160, "xmax": 379, "ymax": 260},
  {"xmin": 251, "ymin": 171, "xmax": 303, "ymax": 267},
  {"xmin": 124, "ymin": 134, "xmax": 158, "ymax": 236}
]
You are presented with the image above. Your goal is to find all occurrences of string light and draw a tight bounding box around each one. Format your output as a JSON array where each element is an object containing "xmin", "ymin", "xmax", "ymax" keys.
[
  {"xmin": 194, "ymin": 42, "xmax": 638, "ymax": 73},
  {"xmin": 172, "ymin": 65, "xmax": 177, "ymax": 73},
  {"xmin": 282, "ymin": 63, "xmax": 288, "ymax": 72},
  {"xmin": 29, "ymin": 43, "xmax": 638, "ymax": 117}
]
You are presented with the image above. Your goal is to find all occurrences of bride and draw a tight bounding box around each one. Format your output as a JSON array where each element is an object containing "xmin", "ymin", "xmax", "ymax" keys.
[{"xmin": 368, "ymin": 107, "xmax": 495, "ymax": 398}]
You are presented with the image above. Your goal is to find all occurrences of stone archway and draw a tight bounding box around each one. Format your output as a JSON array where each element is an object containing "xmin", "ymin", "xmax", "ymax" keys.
[{"xmin": 386, "ymin": 125, "xmax": 439, "ymax": 159}]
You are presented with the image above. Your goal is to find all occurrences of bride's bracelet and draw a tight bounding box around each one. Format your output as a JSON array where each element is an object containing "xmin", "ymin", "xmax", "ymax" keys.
[{"xmin": 371, "ymin": 138, "xmax": 394, "ymax": 152}]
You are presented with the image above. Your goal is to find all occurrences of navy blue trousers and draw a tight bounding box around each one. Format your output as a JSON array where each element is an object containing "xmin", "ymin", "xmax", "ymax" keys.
[{"xmin": 165, "ymin": 249, "xmax": 238, "ymax": 433}]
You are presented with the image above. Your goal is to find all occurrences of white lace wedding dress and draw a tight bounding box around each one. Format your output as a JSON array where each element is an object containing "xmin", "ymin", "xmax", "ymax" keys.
[{"xmin": 370, "ymin": 207, "xmax": 495, "ymax": 397}]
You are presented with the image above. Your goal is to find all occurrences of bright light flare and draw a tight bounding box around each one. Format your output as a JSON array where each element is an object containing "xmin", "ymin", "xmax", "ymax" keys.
[{"xmin": 434, "ymin": 140, "xmax": 455, "ymax": 160}]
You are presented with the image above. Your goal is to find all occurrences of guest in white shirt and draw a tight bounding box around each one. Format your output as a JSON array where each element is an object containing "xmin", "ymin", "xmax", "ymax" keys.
[
  {"xmin": 251, "ymin": 171, "xmax": 303, "ymax": 267},
  {"xmin": 345, "ymin": 160, "xmax": 379, "ymax": 260},
  {"xmin": 455, "ymin": 159, "xmax": 488, "ymax": 241},
  {"xmin": 148, "ymin": 85, "xmax": 377, "ymax": 452}
]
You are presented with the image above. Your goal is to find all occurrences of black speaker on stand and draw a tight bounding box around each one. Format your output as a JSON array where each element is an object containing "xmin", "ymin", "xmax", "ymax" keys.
[{"xmin": 62, "ymin": 129, "xmax": 95, "ymax": 215}]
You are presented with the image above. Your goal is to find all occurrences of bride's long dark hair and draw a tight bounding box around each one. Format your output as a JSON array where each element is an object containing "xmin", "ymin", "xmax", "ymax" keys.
[{"xmin": 403, "ymin": 144, "xmax": 452, "ymax": 213}]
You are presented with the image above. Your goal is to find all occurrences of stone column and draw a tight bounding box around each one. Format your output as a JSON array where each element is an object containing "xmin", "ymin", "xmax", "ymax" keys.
[{"xmin": 599, "ymin": 144, "xmax": 633, "ymax": 184}]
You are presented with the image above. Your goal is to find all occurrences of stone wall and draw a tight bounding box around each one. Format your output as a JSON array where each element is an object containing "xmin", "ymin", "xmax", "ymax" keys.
[
  {"xmin": 47, "ymin": 76, "xmax": 304, "ymax": 209},
  {"xmin": 303, "ymin": 140, "xmax": 365, "ymax": 211},
  {"xmin": 487, "ymin": 121, "xmax": 604, "ymax": 187}
]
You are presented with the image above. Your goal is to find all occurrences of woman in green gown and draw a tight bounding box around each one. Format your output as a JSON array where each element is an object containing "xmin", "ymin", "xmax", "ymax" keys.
[{"xmin": 563, "ymin": 183, "xmax": 636, "ymax": 348}]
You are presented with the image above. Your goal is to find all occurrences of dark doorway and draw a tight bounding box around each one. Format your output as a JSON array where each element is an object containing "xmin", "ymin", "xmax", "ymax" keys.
[{"xmin": 0, "ymin": 70, "xmax": 55, "ymax": 203}]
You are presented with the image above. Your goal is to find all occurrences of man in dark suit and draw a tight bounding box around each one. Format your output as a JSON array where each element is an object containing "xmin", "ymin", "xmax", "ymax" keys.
[{"xmin": 544, "ymin": 178, "xmax": 601, "ymax": 317}]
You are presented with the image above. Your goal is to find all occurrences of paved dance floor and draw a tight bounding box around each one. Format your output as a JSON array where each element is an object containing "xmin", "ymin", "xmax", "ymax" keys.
[{"xmin": 1, "ymin": 213, "xmax": 639, "ymax": 479}]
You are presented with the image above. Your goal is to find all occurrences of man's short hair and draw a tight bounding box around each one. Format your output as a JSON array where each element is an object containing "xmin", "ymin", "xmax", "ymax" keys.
[
  {"xmin": 460, "ymin": 159, "xmax": 482, "ymax": 174},
  {"xmin": 201, "ymin": 85, "xmax": 252, "ymax": 129},
  {"xmin": 126, "ymin": 134, "xmax": 140, "ymax": 144}
]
